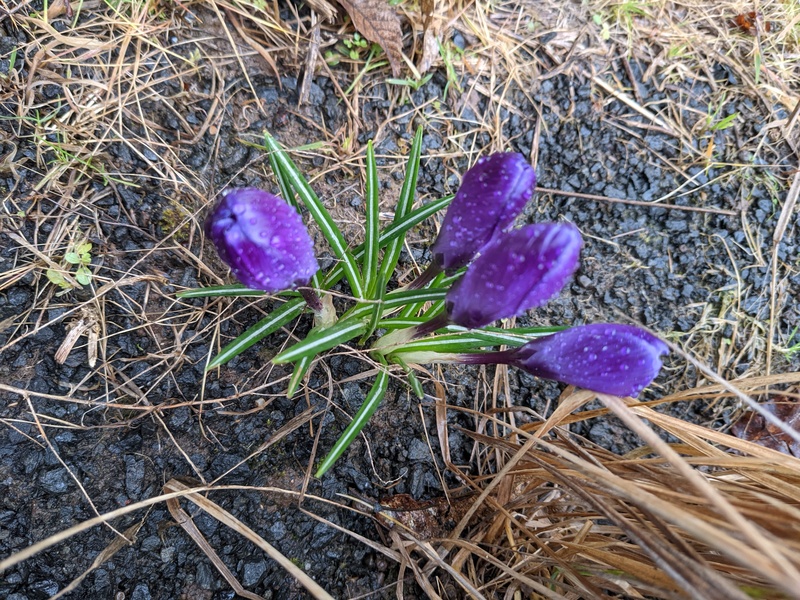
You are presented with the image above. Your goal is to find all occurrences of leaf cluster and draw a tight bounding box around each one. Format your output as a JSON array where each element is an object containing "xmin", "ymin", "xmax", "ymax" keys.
[{"xmin": 180, "ymin": 129, "xmax": 561, "ymax": 476}]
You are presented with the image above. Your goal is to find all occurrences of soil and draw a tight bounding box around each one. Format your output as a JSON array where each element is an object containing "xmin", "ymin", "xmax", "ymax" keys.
[{"xmin": 1, "ymin": 2, "xmax": 799, "ymax": 599}]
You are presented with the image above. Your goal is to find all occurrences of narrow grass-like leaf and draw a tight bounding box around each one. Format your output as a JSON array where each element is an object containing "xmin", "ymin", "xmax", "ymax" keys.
[
  {"xmin": 389, "ymin": 333, "xmax": 491, "ymax": 355},
  {"xmin": 362, "ymin": 140, "xmax": 380, "ymax": 296},
  {"xmin": 359, "ymin": 273, "xmax": 386, "ymax": 345},
  {"xmin": 388, "ymin": 324, "xmax": 570, "ymax": 355},
  {"xmin": 379, "ymin": 126, "xmax": 422, "ymax": 285},
  {"xmin": 483, "ymin": 324, "xmax": 568, "ymax": 338},
  {"xmin": 421, "ymin": 299, "xmax": 445, "ymax": 319},
  {"xmin": 376, "ymin": 320, "xmax": 566, "ymax": 344},
  {"xmin": 206, "ymin": 299, "xmax": 305, "ymax": 370},
  {"xmin": 315, "ymin": 364, "xmax": 389, "ymax": 477},
  {"xmin": 177, "ymin": 284, "xmax": 266, "ymax": 299},
  {"xmin": 264, "ymin": 133, "xmax": 364, "ymax": 298},
  {"xmin": 267, "ymin": 138, "xmax": 322, "ymax": 290},
  {"xmin": 286, "ymin": 354, "xmax": 315, "ymax": 397},
  {"xmin": 339, "ymin": 288, "xmax": 447, "ymax": 324},
  {"xmin": 392, "ymin": 355, "xmax": 424, "ymax": 399},
  {"xmin": 322, "ymin": 194, "xmax": 453, "ymax": 289},
  {"xmin": 376, "ymin": 317, "xmax": 427, "ymax": 330},
  {"xmin": 267, "ymin": 146, "xmax": 297, "ymax": 209},
  {"xmin": 399, "ymin": 271, "xmax": 445, "ymax": 318},
  {"xmin": 272, "ymin": 318, "xmax": 368, "ymax": 364},
  {"xmin": 383, "ymin": 288, "xmax": 447, "ymax": 309}
]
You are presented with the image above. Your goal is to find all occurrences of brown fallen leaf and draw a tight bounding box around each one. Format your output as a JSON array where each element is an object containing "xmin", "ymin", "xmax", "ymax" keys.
[
  {"xmin": 336, "ymin": 0, "xmax": 404, "ymax": 77},
  {"xmin": 305, "ymin": 0, "xmax": 337, "ymax": 22},
  {"xmin": 373, "ymin": 493, "xmax": 478, "ymax": 540},
  {"xmin": 416, "ymin": 0, "xmax": 439, "ymax": 75},
  {"xmin": 731, "ymin": 395, "xmax": 800, "ymax": 457}
]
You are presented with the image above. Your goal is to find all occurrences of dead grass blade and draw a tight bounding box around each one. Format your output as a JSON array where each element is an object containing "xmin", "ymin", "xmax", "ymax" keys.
[
  {"xmin": 49, "ymin": 521, "xmax": 145, "ymax": 600},
  {"xmin": 163, "ymin": 479, "xmax": 334, "ymax": 600},
  {"xmin": 766, "ymin": 171, "xmax": 800, "ymax": 376},
  {"xmin": 428, "ymin": 384, "xmax": 800, "ymax": 600},
  {"xmin": 166, "ymin": 488, "xmax": 265, "ymax": 600}
]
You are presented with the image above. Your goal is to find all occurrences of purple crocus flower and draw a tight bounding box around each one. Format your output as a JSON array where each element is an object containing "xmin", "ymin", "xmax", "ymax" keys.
[
  {"xmin": 431, "ymin": 153, "xmax": 535, "ymax": 271},
  {"xmin": 445, "ymin": 223, "xmax": 582, "ymax": 329},
  {"xmin": 471, "ymin": 324, "xmax": 668, "ymax": 397},
  {"xmin": 205, "ymin": 188, "xmax": 319, "ymax": 292}
]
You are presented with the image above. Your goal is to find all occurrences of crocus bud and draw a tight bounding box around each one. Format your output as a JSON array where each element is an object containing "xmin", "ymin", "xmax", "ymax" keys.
[
  {"xmin": 445, "ymin": 223, "xmax": 581, "ymax": 329},
  {"xmin": 205, "ymin": 188, "xmax": 319, "ymax": 292},
  {"xmin": 430, "ymin": 153, "xmax": 535, "ymax": 271},
  {"xmin": 505, "ymin": 324, "xmax": 668, "ymax": 397}
]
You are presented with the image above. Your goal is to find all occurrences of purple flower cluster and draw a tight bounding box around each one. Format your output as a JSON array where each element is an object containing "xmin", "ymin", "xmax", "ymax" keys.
[
  {"xmin": 424, "ymin": 153, "xmax": 665, "ymax": 396},
  {"xmin": 422, "ymin": 153, "xmax": 581, "ymax": 330},
  {"xmin": 204, "ymin": 154, "xmax": 667, "ymax": 398}
]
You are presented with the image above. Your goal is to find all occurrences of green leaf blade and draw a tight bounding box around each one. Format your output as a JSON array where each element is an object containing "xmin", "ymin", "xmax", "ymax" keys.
[
  {"xmin": 263, "ymin": 133, "xmax": 364, "ymax": 298},
  {"xmin": 272, "ymin": 318, "xmax": 368, "ymax": 364},
  {"xmin": 286, "ymin": 354, "xmax": 315, "ymax": 398},
  {"xmin": 206, "ymin": 299, "xmax": 305, "ymax": 370},
  {"xmin": 315, "ymin": 366, "xmax": 389, "ymax": 477},
  {"xmin": 362, "ymin": 140, "xmax": 380, "ymax": 297},
  {"xmin": 177, "ymin": 284, "xmax": 267, "ymax": 299},
  {"xmin": 379, "ymin": 126, "xmax": 422, "ymax": 285}
]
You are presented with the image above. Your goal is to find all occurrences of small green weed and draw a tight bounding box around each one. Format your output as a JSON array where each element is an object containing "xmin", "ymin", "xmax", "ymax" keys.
[
  {"xmin": 781, "ymin": 326, "xmax": 800, "ymax": 359},
  {"xmin": 47, "ymin": 240, "xmax": 93, "ymax": 294},
  {"xmin": 325, "ymin": 33, "xmax": 370, "ymax": 66},
  {"xmin": 386, "ymin": 73, "xmax": 433, "ymax": 91}
]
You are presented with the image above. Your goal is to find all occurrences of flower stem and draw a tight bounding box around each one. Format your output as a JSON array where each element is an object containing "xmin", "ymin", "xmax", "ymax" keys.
[
  {"xmin": 299, "ymin": 287, "xmax": 323, "ymax": 313},
  {"xmin": 410, "ymin": 311, "xmax": 450, "ymax": 340},
  {"xmin": 458, "ymin": 349, "xmax": 515, "ymax": 365},
  {"xmin": 406, "ymin": 261, "xmax": 442, "ymax": 290}
]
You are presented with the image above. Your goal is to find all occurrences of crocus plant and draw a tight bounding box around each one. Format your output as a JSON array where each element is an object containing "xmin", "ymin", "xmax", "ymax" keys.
[{"xmin": 180, "ymin": 129, "xmax": 668, "ymax": 476}]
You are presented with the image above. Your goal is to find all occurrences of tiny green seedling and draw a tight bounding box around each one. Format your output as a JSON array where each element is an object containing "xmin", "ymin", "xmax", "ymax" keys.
[
  {"xmin": 781, "ymin": 326, "xmax": 800, "ymax": 359},
  {"xmin": 47, "ymin": 240, "xmax": 93, "ymax": 294},
  {"xmin": 438, "ymin": 40, "xmax": 463, "ymax": 97},
  {"xmin": 706, "ymin": 95, "xmax": 739, "ymax": 132},
  {"xmin": 386, "ymin": 73, "xmax": 433, "ymax": 91},
  {"xmin": 330, "ymin": 32, "xmax": 369, "ymax": 61},
  {"xmin": 593, "ymin": 14, "xmax": 612, "ymax": 41}
]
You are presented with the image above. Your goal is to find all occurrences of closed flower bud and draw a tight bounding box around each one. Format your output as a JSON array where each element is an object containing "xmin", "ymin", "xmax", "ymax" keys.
[
  {"xmin": 431, "ymin": 153, "xmax": 535, "ymax": 271},
  {"xmin": 205, "ymin": 188, "xmax": 319, "ymax": 292},
  {"xmin": 506, "ymin": 324, "xmax": 668, "ymax": 397},
  {"xmin": 446, "ymin": 223, "xmax": 581, "ymax": 329}
]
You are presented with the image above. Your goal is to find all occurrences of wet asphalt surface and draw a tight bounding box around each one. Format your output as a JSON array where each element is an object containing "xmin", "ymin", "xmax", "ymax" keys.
[{"xmin": 1, "ymin": 7, "xmax": 799, "ymax": 600}]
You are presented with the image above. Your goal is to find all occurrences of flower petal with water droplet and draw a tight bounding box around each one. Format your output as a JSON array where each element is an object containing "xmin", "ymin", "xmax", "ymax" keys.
[
  {"xmin": 446, "ymin": 223, "xmax": 582, "ymax": 329},
  {"xmin": 507, "ymin": 324, "xmax": 668, "ymax": 397},
  {"xmin": 431, "ymin": 153, "xmax": 535, "ymax": 271},
  {"xmin": 205, "ymin": 188, "xmax": 319, "ymax": 292}
]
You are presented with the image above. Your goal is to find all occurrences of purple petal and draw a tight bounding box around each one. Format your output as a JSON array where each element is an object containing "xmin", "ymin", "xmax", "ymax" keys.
[
  {"xmin": 431, "ymin": 153, "xmax": 535, "ymax": 271},
  {"xmin": 205, "ymin": 188, "xmax": 319, "ymax": 292},
  {"xmin": 446, "ymin": 223, "xmax": 582, "ymax": 329},
  {"xmin": 509, "ymin": 324, "xmax": 668, "ymax": 397}
]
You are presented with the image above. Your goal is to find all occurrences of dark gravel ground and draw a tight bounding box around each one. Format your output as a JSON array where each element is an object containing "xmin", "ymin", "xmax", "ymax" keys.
[{"xmin": 1, "ymin": 5, "xmax": 799, "ymax": 599}]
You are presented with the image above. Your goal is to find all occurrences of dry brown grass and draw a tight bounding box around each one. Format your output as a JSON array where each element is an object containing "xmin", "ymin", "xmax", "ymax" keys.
[{"xmin": 1, "ymin": 0, "xmax": 800, "ymax": 597}]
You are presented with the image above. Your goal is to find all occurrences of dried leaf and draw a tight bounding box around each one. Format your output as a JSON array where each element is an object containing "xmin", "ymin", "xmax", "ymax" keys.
[
  {"xmin": 731, "ymin": 11, "xmax": 772, "ymax": 35},
  {"xmin": 418, "ymin": 24, "xmax": 440, "ymax": 75},
  {"xmin": 374, "ymin": 493, "xmax": 476, "ymax": 539},
  {"xmin": 305, "ymin": 0, "xmax": 337, "ymax": 22},
  {"xmin": 731, "ymin": 396, "xmax": 800, "ymax": 457},
  {"xmin": 337, "ymin": 0, "xmax": 404, "ymax": 77}
]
